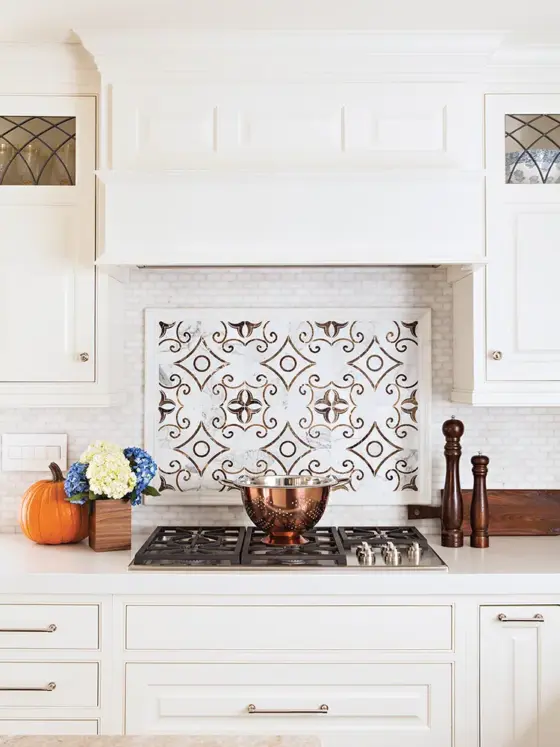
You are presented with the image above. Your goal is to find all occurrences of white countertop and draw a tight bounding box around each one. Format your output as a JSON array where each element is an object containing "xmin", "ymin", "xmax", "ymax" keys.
[
  {"xmin": 1, "ymin": 534, "xmax": 560, "ymax": 596},
  {"xmin": 0, "ymin": 738, "xmax": 319, "ymax": 747}
]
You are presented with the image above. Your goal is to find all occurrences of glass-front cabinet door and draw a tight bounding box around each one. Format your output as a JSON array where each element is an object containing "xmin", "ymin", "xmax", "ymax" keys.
[
  {"xmin": 485, "ymin": 94, "xmax": 560, "ymax": 382},
  {"xmin": 0, "ymin": 96, "xmax": 96, "ymax": 382}
]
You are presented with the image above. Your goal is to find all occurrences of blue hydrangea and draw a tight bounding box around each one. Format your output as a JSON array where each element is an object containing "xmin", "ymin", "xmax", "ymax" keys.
[
  {"xmin": 64, "ymin": 462, "xmax": 89, "ymax": 504},
  {"xmin": 124, "ymin": 447, "xmax": 158, "ymax": 506}
]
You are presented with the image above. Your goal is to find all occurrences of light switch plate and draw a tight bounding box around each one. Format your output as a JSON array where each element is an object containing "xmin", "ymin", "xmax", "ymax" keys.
[{"xmin": 1, "ymin": 434, "xmax": 68, "ymax": 472}]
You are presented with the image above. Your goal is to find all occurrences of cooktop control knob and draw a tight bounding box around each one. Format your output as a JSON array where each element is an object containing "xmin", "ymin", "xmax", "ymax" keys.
[
  {"xmin": 407, "ymin": 541, "xmax": 423, "ymax": 565},
  {"xmin": 381, "ymin": 541, "xmax": 396, "ymax": 562},
  {"xmin": 356, "ymin": 541, "xmax": 375, "ymax": 566},
  {"xmin": 385, "ymin": 547, "xmax": 402, "ymax": 566}
]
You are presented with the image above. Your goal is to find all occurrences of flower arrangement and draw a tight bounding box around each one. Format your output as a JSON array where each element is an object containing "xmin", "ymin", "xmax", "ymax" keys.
[{"xmin": 64, "ymin": 441, "xmax": 159, "ymax": 506}]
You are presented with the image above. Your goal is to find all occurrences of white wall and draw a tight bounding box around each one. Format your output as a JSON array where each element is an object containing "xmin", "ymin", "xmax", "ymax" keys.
[
  {"xmin": 0, "ymin": 0, "xmax": 543, "ymax": 43},
  {"xmin": 0, "ymin": 266, "xmax": 558, "ymax": 533}
]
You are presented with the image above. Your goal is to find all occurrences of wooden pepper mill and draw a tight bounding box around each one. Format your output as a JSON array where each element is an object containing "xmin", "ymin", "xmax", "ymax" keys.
[
  {"xmin": 441, "ymin": 417, "xmax": 465, "ymax": 548},
  {"xmin": 470, "ymin": 453, "xmax": 490, "ymax": 548}
]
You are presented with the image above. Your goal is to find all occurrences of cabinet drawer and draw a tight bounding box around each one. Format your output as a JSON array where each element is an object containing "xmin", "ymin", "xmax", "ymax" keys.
[
  {"xmin": 0, "ymin": 720, "xmax": 98, "ymax": 735},
  {"xmin": 126, "ymin": 605, "xmax": 452, "ymax": 651},
  {"xmin": 0, "ymin": 662, "xmax": 98, "ymax": 708},
  {"xmin": 126, "ymin": 662, "xmax": 452, "ymax": 747},
  {"xmin": 0, "ymin": 605, "xmax": 98, "ymax": 649}
]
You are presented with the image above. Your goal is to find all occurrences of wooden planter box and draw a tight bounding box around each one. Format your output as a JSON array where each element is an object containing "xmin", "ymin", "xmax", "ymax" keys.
[{"xmin": 89, "ymin": 500, "xmax": 131, "ymax": 552}]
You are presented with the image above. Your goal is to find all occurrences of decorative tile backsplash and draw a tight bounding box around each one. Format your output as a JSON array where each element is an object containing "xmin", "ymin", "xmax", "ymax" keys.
[
  {"xmin": 1, "ymin": 266, "xmax": 559, "ymax": 533},
  {"xmin": 145, "ymin": 308, "xmax": 432, "ymax": 505}
]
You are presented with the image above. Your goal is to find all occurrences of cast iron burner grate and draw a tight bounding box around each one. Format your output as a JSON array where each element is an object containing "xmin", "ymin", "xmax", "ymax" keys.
[
  {"xmin": 338, "ymin": 526, "xmax": 429, "ymax": 550},
  {"xmin": 241, "ymin": 527, "xmax": 347, "ymax": 567},
  {"xmin": 133, "ymin": 526, "xmax": 246, "ymax": 566}
]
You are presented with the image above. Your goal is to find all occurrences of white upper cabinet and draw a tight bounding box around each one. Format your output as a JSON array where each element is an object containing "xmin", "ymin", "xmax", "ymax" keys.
[
  {"xmin": 0, "ymin": 95, "xmax": 95, "ymax": 383},
  {"xmin": 452, "ymin": 93, "xmax": 560, "ymax": 406},
  {"xmin": 486, "ymin": 95, "xmax": 560, "ymax": 383},
  {"xmin": 0, "ymin": 62, "xmax": 121, "ymax": 407}
]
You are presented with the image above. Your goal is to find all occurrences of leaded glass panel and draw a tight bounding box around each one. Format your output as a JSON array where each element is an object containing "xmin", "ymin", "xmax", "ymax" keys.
[
  {"xmin": 505, "ymin": 114, "xmax": 560, "ymax": 184},
  {"xmin": 0, "ymin": 116, "xmax": 76, "ymax": 185}
]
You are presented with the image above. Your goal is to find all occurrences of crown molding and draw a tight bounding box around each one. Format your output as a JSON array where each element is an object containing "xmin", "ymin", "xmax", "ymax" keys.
[
  {"xmin": 76, "ymin": 28, "xmax": 560, "ymax": 84},
  {"xmin": 0, "ymin": 41, "xmax": 99, "ymax": 94},
  {"xmin": 76, "ymin": 29, "xmax": 508, "ymax": 82}
]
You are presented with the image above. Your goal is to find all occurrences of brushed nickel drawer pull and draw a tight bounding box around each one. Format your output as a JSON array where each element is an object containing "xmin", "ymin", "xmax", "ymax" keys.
[
  {"xmin": 0, "ymin": 682, "xmax": 56, "ymax": 692},
  {"xmin": 248, "ymin": 704, "xmax": 328, "ymax": 715},
  {"xmin": 0, "ymin": 624, "xmax": 57, "ymax": 633},
  {"xmin": 497, "ymin": 613, "xmax": 544, "ymax": 623}
]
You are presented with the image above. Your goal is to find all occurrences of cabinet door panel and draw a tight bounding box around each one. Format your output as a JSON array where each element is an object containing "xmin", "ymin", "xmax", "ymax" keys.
[
  {"xmin": 486, "ymin": 206, "xmax": 560, "ymax": 380},
  {"xmin": 480, "ymin": 605, "xmax": 560, "ymax": 747},
  {"xmin": 126, "ymin": 662, "xmax": 452, "ymax": 747},
  {"xmin": 0, "ymin": 95, "xmax": 95, "ymax": 383}
]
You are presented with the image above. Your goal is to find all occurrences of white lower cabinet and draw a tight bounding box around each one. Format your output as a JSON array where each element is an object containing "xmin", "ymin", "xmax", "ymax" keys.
[
  {"xmin": 4, "ymin": 594, "xmax": 559, "ymax": 745},
  {"xmin": 0, "ymin": 720, "xmax": 98, "ymax": 735},
  {"xmin": 480, "ymin": 606, "xmax": 560, "ymax": 747},
  {"xmin": 125, "ymin": 662, "xmax": 452, "ymax": 747}
]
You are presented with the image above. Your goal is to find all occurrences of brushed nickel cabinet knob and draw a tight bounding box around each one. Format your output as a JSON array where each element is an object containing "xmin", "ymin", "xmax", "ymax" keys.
[
  {"xmin": 79, "ymin": 352, "xmax": 90, "ymax": 362},
  {"xmin": 491, "ymin": 351, "xmax": 503, "ymax": 361}
]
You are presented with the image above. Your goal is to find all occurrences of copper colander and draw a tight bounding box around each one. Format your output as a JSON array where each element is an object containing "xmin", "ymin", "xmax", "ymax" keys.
[{"xmin": 220, "ymin": 475, "xmax": 351, "ymax": 546}]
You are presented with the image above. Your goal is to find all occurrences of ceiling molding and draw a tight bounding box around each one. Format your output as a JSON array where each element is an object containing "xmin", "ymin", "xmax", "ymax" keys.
[
  {"xmin": 0, "ymin": 41, "xmax": 98, "ymax": 94},
  {"xmin": 74, "ymin": 29, "xmax": 560, "ymax": 84},
  {"xmin": 76, "ymin": 29, "xmax": 509, "ymax": 81}
]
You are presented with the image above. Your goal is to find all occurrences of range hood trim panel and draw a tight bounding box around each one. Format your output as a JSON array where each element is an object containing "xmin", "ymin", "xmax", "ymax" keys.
[
  {"xmin": 97, "ymin": 171, "xmax": 486, "ymax": 267},
  {"xmin": 78, "ymin": 29, "xmax": 506, "ymax": 267}
]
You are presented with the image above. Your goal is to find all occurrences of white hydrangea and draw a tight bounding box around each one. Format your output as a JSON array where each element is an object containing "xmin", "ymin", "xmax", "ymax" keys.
[
  {"xmin": 86, "ymin": 451, "xmax": 136, "ymax": 500},
  {"xmin": 80, "ymin": 440, "xmax": 122, "ymax": 464}
]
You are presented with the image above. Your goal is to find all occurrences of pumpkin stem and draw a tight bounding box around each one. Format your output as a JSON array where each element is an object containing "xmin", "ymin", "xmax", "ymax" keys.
[{"xmin": 48, "ymin": 463, "xmax": 64, "ymax": 483}]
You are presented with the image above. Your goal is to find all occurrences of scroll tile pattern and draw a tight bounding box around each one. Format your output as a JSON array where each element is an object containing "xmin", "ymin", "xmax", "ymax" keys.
[{"xmin": 146, "ymin": 309, "xmax": 431, "ymax": 504}]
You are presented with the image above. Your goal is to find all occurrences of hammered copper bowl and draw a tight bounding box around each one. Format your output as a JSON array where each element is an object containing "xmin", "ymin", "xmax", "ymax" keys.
[{"xmin": 220, "ymin": 475, "xmax": 350, "ymax": 546}]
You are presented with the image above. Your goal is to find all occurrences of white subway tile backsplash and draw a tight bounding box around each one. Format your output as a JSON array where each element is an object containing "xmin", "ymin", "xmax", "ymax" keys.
[{"xmin": 0, "ymin": 265, "xmax": 558, "ymax": 534}]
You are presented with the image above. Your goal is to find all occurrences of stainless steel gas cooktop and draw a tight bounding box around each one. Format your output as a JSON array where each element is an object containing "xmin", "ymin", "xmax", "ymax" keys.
[{"xmin": 129, "ymin": 526, "xmax": 447, "ymax": 571}]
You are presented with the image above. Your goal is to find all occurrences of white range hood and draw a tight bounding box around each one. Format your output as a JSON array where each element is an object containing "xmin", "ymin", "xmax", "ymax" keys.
[{"xmin": 77, "ymin": 29, "xmax": 506, "ymax": 267}]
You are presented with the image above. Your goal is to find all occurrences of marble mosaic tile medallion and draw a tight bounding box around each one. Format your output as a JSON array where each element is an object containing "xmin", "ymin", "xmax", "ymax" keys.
[{"xmin": 145, "ymin": 308, "xmax": 431, "ymax": 505}]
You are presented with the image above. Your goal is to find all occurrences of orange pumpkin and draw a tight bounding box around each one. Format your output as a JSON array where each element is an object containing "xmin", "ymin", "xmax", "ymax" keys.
[{"xmin": 19, "ymin": 463, "xmax": 89, "ymax": 545}]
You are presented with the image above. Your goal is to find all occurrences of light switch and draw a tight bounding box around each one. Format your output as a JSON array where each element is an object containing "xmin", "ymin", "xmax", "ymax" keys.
[{"xmin": 1, "ymin": 434, "xmax": 68, "ymax": 472}]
